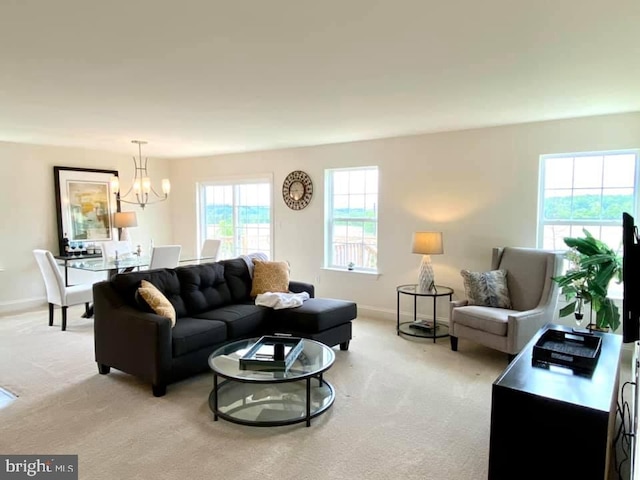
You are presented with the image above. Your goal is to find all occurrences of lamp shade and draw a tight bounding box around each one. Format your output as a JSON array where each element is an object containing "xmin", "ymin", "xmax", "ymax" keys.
[
  {"xmin": 113, "ymin": 211, "xmax": 138, "ymax": 229},
  {"xmin": 412, "ymin": 232, "xmax": 443, "ymax": 255}
]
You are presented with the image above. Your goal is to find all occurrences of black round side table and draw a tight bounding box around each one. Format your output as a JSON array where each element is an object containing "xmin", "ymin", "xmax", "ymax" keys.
[{"xmin": 396, "ymin": 284, "xmax": 454, "ymax": 343}]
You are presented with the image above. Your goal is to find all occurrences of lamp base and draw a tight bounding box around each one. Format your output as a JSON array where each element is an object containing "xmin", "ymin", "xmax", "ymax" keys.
[
  {"xmin": 418, "ymin": 255, "xmax": 436, "ymax": 292},
  {"xmin": 119, "ymin": 228, "xmax": 130, "ymax": 242}
]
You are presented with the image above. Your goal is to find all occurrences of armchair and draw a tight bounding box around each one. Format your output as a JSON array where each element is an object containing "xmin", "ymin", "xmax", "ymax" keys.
[{"xmin": 449, "ymin": 247, "xmax": 562, "ymax": 358}]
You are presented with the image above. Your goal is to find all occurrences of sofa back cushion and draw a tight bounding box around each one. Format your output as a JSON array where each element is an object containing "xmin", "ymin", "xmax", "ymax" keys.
[
  {"xmin": 220, "ymin": 258, "xmax": 253, "ymax": 302},
  {"xmin": 176, "ymin": 263, "xmax": 232, "ymax": 315},
  {"xmin": 111, "ymin": 268, "xmax": 188, "ymax": 318}
]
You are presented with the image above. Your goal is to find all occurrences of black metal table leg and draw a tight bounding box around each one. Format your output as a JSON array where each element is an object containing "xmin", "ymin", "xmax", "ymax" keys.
[
  {"xmin": 432, "ymin": 296, "xmax": 437, "ymax": 343},
  {"xmin": 213, "ymin": 374, "xmax": 218, "ymax": 421},
  {"xmin": 396, "ymin": 290, "xmax": 400, "ymax": 335},
  {"xmin": 306, "ymin": 377, "xmax": 311, "ymax": 427}
]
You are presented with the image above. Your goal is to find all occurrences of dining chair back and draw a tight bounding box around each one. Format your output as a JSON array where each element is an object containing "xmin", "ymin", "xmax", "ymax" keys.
[
  {"xmin": 102, "ymin": 240, "xmax": 133, "ymax": 260},
  {"xmin": 149, "ymin": 245, "xmax": 182, "ymax": 269},
  {"xmin": 33, "ymin": 249, "xmax": 93, "ymax": 331},
  {"xmin": 200, "ymin": 239, "xmax": 221, "ymax": 260}
]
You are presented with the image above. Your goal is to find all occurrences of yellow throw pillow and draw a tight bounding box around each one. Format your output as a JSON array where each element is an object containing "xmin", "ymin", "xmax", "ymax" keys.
[
  {"xmin": 138, "ymin": 279, "xmax": 177, "ymax": 327},
  {"xmin": 250, "ymin": 260, "xmax": 290, "ymax": 296}
]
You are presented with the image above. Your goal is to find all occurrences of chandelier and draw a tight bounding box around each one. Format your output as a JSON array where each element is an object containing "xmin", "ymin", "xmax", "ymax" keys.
[{"xmin": 110, "ymin": 140, "xmax": 170, "ymax": 209}]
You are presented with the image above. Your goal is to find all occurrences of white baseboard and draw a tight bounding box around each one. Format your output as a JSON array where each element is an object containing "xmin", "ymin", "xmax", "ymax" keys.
[
  {"xmin": 357, "ymin": 304, "xmax": 449, "ymax": 326},
  {"xmin": 0, "ymin": 297, "xmax": 46, "ymax": 316}
]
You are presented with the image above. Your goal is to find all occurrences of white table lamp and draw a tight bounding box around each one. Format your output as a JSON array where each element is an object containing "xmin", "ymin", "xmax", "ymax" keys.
[
  {"xmin": 412, "ymin": 232, "xmax": 444, "ymax": 292},
  {"xmin": 114, "ymin": 211, "xmax": 138, "ymax": 242}
]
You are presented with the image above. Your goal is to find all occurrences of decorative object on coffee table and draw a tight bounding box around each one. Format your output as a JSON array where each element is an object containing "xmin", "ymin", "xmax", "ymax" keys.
[
  {"xmin": 239, "ymin": 335, "xmax": 303, "ymax": 371},
  {"xmin": 411, "ymin": 232, "xmax": 443, "ymax": 292}
]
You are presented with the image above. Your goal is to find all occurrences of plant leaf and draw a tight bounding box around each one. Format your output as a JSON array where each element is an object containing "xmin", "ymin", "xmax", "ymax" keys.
[
  {"xmin": 597, "ymin": 299, "xmax": 620, "ymax": 331},
  {"xmin": 559, "ymin": 301, "xmax": 576, "ymax": 318},
  {"xmin": 564, "ymin": 236, "xmax": 601, "ymax": 256}
]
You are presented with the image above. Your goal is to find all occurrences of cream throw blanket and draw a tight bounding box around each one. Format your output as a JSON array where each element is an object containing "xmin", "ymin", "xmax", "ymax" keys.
[{"xmin": 255, "ymin": 291, "xmax": 310, "ymax": 310}]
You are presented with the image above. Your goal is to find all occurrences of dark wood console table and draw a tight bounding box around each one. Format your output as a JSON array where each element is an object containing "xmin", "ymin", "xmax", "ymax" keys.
[{"xmin": 489, "ymin": 323, "xmax": 622, "ymax": 480}]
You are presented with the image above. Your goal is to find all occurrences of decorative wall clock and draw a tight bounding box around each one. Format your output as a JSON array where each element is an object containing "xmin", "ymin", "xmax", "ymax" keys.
[{"xmin": 282, "ymin": 170, "xmax": 313, "ymax": 210}]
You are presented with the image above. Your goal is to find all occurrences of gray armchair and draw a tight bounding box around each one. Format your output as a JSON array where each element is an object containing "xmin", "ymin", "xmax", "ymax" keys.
[{"xmin": 449, "ymin": 247, "xmax": 562, "ymax": 358}]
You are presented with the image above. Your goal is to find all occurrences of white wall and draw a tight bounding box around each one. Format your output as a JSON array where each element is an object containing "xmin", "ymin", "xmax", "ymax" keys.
[
  {"xmin": 2, "ymin": 112, "xmax": 638, "ymax": 321},
  {"xmin": 168, "ymin": 112, "xmax": 640, "ymax": 323},
  {"xmin": 0, "ymin": 142, "xmax": 173, "ymax": 313}
]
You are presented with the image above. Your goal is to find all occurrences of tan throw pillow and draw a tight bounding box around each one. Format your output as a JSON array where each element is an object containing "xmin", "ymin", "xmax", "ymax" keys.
[
  {"xmin": 250, "ymin": 260, "xmax": 290, "ymax": 296},
  {"xmin": 138, "ymin": 279, "xmax": 177, "ymax": 327}
]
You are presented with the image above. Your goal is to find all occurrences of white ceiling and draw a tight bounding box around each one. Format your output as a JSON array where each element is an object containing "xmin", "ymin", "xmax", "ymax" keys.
[{"xmin": 1, "ymin": 0, "xmax": 639, "ymax": 158}]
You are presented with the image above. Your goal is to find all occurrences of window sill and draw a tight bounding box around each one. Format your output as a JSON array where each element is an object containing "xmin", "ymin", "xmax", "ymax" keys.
[{"xmin": 321, "ymin": 267, "xmax": 381, "ymax": 279}]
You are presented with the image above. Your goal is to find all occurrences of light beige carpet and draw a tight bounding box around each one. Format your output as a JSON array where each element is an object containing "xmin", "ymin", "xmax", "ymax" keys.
[{"xmin": 0, "ymin": 307, "xmax": 518, "ymax": 479}]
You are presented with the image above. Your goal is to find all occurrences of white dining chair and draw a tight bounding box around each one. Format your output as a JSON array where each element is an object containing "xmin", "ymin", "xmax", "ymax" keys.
[
  {"xmin": 200, "ymin": 239, "xmax": 221, "ymax": 261},
  {"xmin": 102, "ymin": 240, "xmax": 133, "ymax": 260},
  {"xmin": 149, "ymin": 245, "xmax": 182, "ymax": 269},
  {"xmin": 33, "ymin": 249, "xmax": 93, "ymax": 331}
]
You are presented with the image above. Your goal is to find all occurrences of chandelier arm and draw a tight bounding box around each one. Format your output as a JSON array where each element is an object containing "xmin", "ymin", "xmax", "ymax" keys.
[
  {"xmin": 116, "ymin": 194, "xmax": 168, "ymax": 208},
  {"xmin": 118, "ymin": 184, "xmax": 136, "ymax": 198},
  {"xmin": 137, "ymin": 196, "xmax": 167, "ymax": 206},
  {"xmin": 149, "ymin": 186, "xmax": 168, "ymax": 198},
  {"xmin": 117, "ymin": 197, "xmax": 144, "ymax": 206},
  {"xmin": 117, "ymin": 187, "xmax": 167, "ymax": 203}
]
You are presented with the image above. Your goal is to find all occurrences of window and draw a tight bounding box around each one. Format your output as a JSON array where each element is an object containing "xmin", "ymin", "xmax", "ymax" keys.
[
  {"xmin": 325, "ymin": 166, "xmax": 378, "ymax": 271},
  {"xmin": 199, "ymin": 177, "xmax": 272, "ymax": 259},
  {"xmin": 538, "ymin": 150, "xmax": 639, "ymax": 252}
]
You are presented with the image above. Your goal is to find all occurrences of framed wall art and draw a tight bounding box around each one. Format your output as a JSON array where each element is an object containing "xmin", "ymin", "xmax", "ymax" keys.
[{"xmin": 54, "ymin": 166, "xmax": 121, "ymax": 255}]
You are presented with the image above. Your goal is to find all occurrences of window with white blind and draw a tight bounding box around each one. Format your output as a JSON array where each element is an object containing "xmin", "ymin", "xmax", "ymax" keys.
[
  {"xmin": 325, "ymin": 166, "xmax": 378, "ymax": 272},
  {"xmin": 537, "ymin": 150, "xmax": 639, "ymax": 252},
  {"xmin": 199, "ymin": 177, "xmax": 272, "ymax": 259}
]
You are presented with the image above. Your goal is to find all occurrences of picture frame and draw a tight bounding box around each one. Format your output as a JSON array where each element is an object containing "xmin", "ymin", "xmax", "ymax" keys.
[{"xmin": 54, "ymin": 166, "xmax": 121, "ymax": 256}]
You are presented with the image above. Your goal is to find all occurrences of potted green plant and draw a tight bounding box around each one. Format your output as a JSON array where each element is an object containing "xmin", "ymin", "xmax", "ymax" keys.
[{"xmin": 552, "ymin": 229, "xmax": 622, "ymax": 331}]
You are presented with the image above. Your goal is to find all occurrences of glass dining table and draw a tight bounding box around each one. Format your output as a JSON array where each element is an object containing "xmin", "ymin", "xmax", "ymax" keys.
[
  {"xmin": 55, "ymin": 254, "xmax": 216, "ymax": 318},
  {"xmin": 55, "ymin": 254, "xmax": 215, "ymax": 286}
]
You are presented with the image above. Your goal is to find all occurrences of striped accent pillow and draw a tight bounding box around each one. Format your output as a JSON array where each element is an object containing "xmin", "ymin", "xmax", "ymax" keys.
[{"xmin": 460, "ymin": 269, "xmax": 512, "ymax": 309}]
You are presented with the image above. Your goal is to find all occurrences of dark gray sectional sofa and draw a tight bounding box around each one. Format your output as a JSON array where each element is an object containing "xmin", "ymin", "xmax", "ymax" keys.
[{"xmin": 92, "ymin": 257, "xmax": 356, "ymax": 396}]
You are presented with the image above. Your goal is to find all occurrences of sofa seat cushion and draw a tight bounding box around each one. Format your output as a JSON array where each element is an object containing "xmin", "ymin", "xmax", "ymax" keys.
[
  {"xmin": 451, "ymin": 306, "xmax": 519, "ymax": 336},
  {"xmin": 171, "ymin": 317, "xmax": 227, "ymax": 357},
  {"xmin": 176, "ymin": 263, "xmax": 232, "ymax": 315},
  {"xmin": 272, "ymin": 298, "xmax": 357, "ymax": 334},
  {"xmin": 194, "ymin": 304, "xmax": 269, "ymax": 338}
]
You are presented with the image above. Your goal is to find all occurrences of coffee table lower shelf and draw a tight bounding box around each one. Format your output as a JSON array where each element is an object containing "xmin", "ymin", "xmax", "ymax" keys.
[{"xmin": 209, "ymin": 375, "xmax": 335, "ymax": 427}]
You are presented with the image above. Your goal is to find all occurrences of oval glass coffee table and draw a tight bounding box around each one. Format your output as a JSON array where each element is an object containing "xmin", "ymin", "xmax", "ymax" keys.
[{"xmin": 208, "ymin": 337, "xmax": 336, "ymax": 427}]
